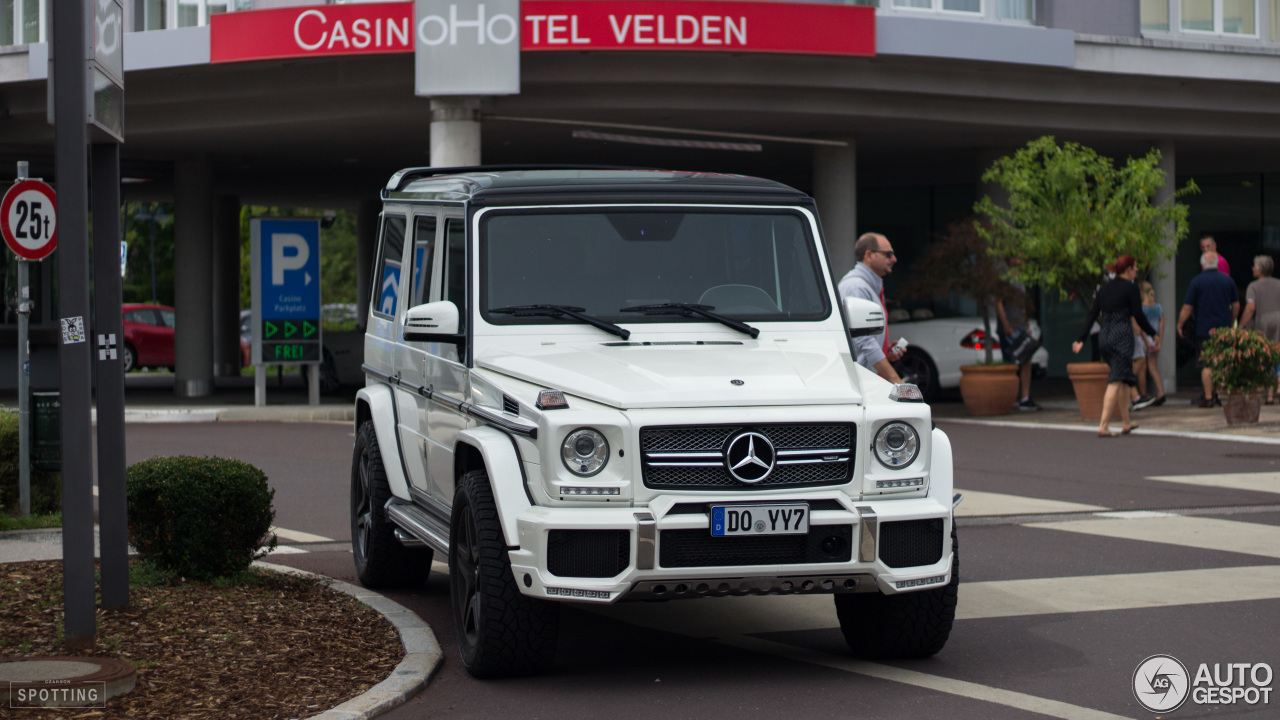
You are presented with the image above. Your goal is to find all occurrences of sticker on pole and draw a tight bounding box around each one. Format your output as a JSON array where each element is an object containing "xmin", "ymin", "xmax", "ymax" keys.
[{"xmin": 2, "ymin": 179, "xmax": 58, "ymax": 261}]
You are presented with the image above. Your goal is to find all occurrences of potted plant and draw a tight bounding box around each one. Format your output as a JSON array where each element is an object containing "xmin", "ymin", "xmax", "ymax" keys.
[
  {"xmin": 901, "ymin": 219, "xmax": 1025, "ymax": 416},
  {"xmin": 974, "ymin": 136, "xmax": 1197, "ymax": 420},
  {"xmin": 1199, "ymin": 326, "xmax": 1280, "ymax": 425}
]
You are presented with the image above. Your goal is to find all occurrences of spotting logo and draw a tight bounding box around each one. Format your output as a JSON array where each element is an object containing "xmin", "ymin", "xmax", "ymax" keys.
[
  {"xmin": 1133, "ymin": 654, "xmax": 1274, "ymax": 713},
  {"xmin": 1133, "ymin": 654, "xmax": 1189, "ymax": 712}
]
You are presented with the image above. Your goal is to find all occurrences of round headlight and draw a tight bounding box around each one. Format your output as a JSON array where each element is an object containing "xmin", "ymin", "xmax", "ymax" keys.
[
  {"xmin": 561, "ymin": 428, "xmax": 609, "ymax": 477},
  {"xmin": 874, "ymin": 422, "xmax": 920, "ymax": 469}
]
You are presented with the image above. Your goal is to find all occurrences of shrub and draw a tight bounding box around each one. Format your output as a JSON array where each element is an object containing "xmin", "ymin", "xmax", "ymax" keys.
[
  {"xmin": 0, "ymin": 409, "xmax": 62, "ymax": 516},
  {"xmin": 126, "ymin": 456, "xmax": 276, "ymax": 579},
  {"xmin": 1200, "ymin": 326, "xmax": 1280, "ymax": 395}
]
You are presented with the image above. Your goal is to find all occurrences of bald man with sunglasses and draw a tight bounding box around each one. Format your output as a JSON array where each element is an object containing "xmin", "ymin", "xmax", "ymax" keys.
[{"xmin": 838, "ymin": 232, "xmax": 904, "ymax": 383}]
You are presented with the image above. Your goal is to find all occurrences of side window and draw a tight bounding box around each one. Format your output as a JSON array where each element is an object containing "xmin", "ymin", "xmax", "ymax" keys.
[
  {"xmin": 123, "ymin": 309, "xmax": 148, "ymax": 324},
  {"xmin": 372, "ymin": 215, "xmax": 407, "ymax": 319},
  {"xmin": 443, "ymin": 217, "xmax": 467, "ymax": 334},
  {"xmin": 158, "ymin": 309, "xmax": 175, "ymax": 328},
  {"xmin": 409, "ymin": 214, "xmax": 438, "ymax": 309}
]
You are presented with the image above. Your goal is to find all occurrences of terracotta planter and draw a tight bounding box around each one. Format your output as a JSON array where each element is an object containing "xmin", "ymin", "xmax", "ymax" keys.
[
  {"xmin": 958, "ymin": 364, "xmax": 1020, "ymax": 416},
  {"xmin": 1222, "ymin": 393, "xmax": 1264, "ymax": 425},
  {"xmin": 1067, "ymin": 361, "xmax": 1110, "ymax": 421}
]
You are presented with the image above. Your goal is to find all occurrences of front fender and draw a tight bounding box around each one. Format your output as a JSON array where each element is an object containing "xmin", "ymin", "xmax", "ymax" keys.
[
  {"xmin": 456, "ymin": 425, "xmax": 533, "ymax": 547},
  {"xmin": 355, "ymin": 384, "xmax": 411, "ymax": 501},
  {"xmin": 928, "ymin": 426, "xmax": 954, "ymax": 512}
]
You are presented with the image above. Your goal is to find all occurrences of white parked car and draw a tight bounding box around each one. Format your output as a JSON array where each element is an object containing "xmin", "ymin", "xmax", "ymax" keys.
[
  {"xmin": 352, "ymin": 167, "xmax": 959, "ymax": 678},
  {"xmin": 890, "ymin": 308, "xmax": 1049, "ymax": 402}
]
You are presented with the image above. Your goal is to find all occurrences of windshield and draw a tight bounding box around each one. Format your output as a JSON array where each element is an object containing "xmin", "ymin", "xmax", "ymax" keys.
[{"xmin": 481, "ymin": 208, "xmax": 829, "ymax": 326}]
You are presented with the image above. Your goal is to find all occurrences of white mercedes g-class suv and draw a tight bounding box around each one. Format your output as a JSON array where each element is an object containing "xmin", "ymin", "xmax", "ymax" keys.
[{"xmin": 352, "ymin": 167, "xmax": 959, "ymax": 678}]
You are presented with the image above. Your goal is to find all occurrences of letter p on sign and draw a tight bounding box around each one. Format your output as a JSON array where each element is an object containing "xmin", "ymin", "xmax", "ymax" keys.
[{"xmin": 271, "ymin": 233, "xmax": 310, "ymax": 285}]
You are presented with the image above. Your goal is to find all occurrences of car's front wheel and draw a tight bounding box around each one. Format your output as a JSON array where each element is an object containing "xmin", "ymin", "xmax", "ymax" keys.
[
  {"xmin": 350, "ymin": 421, "xmax": 432, "ymax": 588},
  {"xmin": 451, "ymin": 469, "xmax": 559, "ymax": 678},
  {"xmin": 834, "ymin": 526, "xmax": 958, "ymax": 659}
]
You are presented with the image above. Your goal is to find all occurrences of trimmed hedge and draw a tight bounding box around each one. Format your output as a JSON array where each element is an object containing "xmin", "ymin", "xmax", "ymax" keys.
[
  {"xmin": 0, "ymin": 410, "xmax": 61, "ymax": 516},
  {"xmin": 126, "ymin": 456, "xmax": 276, "ymax": 579}
]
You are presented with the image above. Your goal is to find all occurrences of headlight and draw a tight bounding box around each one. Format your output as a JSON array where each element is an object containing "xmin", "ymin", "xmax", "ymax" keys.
[
  {"xmin": 561, "ymin": 428, "xmax": 609, "ymax": 477},
  {"xmin": 874, "ymin": 422, "xmax": 919, "ymax": 469}
]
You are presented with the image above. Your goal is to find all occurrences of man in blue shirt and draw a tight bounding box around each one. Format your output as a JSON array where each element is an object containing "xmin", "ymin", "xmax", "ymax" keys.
[{"xmin": 1178, "ymin": 251, "xmax": 1240, "ymax": 407}]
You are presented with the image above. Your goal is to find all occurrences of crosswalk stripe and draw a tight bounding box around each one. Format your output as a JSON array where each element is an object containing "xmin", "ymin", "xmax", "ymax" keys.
[
  {"xmin": 955, "ymin": 489, "xmax": 1106, "ymax": 517},
  {"xmin": 264, "ymin": 545, "xmax": 308, "ymax": 555},
  {"xmin": 1146, "ymin": 471, "xmax": 1280, "ymax": 496},
  {"xmin": 718, "ymin": 636, "xmax": 1133, "ymax": 720},
  {"xmin": 1030, "ymin": 515, "xmax": 1280, "ymax": 560},
  {"xmin": 958, "ymin": 565, "xmax": 1280, "ymax": 619},
  {"xmin": 270, "ymin": 526, "xmax": 333, "ymax": 544}
]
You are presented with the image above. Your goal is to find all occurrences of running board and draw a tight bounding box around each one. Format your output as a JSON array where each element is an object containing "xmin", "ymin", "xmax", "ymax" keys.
[{"xmin": 386, "ymin": 500, "xmax": 450, "ymax": 556}]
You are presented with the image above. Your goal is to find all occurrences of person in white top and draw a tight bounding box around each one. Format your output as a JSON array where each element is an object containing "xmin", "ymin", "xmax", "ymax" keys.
[{"xmin": 837, "ymin": 232, "xmax": 904, "ymax": 383}]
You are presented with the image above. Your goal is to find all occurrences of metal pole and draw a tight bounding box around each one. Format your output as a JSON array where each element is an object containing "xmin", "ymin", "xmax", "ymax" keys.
[
  {"xmin": 149, "ymin": 203, "xmax": 157, "ymax": 304},
  {"xmin": 53, "ymin": 0, "xmax": 97, "ymax": 651},
  {"xmin": 16, "ymin": 161, "xmax": 31, "ymax": 518},
  {"xmin": 93, "ymin": 142, "xmax": 128, "ymax": 610}
]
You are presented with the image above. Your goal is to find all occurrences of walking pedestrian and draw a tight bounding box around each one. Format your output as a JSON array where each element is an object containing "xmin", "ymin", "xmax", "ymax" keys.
[
  {"xmin": 1177, "ymin": 251, "xmax": 1240, "ymax": 407},
  {"xmin": 837, "ymin": 232, "xmax": 904, "ymax": 382},
  {"xmin": 1071, "ymin": 256, "xmax": 1159, "ymax": 437},
  {"xmin": 1138, "ymin": 281, "xmax": 1166, "ymax": 406},
  {"xmin": 1240, "ymin": 254, "xmax": 1280, "ymax": 404}
]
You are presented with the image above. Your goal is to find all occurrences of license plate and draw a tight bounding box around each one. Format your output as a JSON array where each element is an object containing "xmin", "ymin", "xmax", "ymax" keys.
[{"xmin": 710, "ymin": 504, "xmax": 809, "ymax": 536}]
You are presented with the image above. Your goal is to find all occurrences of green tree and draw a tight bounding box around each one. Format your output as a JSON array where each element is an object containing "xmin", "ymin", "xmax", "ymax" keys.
[
  {"xmin": 901, "ymin": 219, "xmax": 1026, "ymax": 364},
  {"xmin": 974, "ymin": 136, "xmax": 1197, "ymax": 307},
  {"xmin": 122, "ymin": 202, "xmax": 175, "ymax": 306}
]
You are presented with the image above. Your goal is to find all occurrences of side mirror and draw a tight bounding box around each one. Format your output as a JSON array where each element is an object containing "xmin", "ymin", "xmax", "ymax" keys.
[
  {"xmin": 843, "ymin": 297, "xmax": 885, "ymax": 338},
  {"xmin": 404, "ymin": 301, "xmax": 460, "ymax": 341}
]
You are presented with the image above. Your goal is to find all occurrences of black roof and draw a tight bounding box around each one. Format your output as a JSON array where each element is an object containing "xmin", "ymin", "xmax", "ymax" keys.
[{"xmin": 383, "ymin": 166, "xmax": 811, "ymax": 207}]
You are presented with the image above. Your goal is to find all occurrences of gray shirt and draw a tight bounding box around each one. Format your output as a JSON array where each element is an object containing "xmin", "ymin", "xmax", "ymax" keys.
[
  {"xmin": 1246, "ymin": 276, "xmax": 1280, "ymax": 343},
  {"xmin": 837, "ymin": 262, "xmax": 887, "ymax": 369}
]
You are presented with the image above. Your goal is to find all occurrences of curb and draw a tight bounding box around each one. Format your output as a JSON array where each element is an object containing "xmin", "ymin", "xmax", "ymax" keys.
[
  {"xmin": 107, "ymin": 406, "xmax": 356, "ymax": 424},
  {"xmin": 937, "ymin": 416, "xmax": 1280, "ymax": 445},
  {"xmin": 254, "ymin": 561, "xmax": 441, "ymax": 720}
]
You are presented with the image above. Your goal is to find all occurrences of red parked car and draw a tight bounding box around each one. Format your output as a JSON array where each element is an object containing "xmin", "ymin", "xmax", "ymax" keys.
[{"xmin": 121, "ymin": 303, "xmax": 249, "ymax": 372}]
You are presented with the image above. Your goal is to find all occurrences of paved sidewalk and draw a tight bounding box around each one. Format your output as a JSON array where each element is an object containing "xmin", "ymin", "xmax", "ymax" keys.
[{"xmin": 932, "ymin": 386, "xmax": 1280, "ymax": 443}]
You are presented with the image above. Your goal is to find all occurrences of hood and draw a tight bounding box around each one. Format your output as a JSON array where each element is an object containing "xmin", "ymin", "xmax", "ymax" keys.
[{"xmin": 475, "ymin": 338, "xmax": 865, "ymax": 409}]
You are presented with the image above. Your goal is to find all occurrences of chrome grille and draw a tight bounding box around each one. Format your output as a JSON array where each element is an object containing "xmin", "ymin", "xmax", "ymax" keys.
[{"xmin": 640, "ymin": 424, "xmax": 854, "ymax": 490}]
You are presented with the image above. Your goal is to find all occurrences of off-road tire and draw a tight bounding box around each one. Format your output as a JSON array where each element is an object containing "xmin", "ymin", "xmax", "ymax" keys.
[
  {"xmin": 122, "ymin": 343, "xmax": 137, "ymax": 373},
  {"xmin": 834, "ymin": 525, "xmax": 959, "ymax": 659},
  {"xmin": 451, "ymin": 469, "xmax": 559, "ymax": 678},
  {"xmin": 351, "ymin": 421, "xmax": 432, "ymax": 588}
]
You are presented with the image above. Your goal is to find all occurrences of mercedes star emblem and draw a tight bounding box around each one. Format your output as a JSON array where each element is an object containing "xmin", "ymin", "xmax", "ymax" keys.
[{"xmin": 724, "ymin": 431, "xmax": 776, "ymax": 484}]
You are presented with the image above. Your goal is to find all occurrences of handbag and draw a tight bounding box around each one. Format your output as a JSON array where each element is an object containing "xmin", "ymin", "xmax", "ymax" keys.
[{"xmin": 1007, "ymin": 329, "xmax": 1042, "ymax": 366}]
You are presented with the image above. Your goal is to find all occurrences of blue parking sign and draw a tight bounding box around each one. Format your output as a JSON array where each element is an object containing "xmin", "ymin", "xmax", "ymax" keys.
[
  {"xmin": 250, "ymin": 218, "xmax": 322, "ymax": 365},
  {"xmin": 380, "ymin": 264, "xmax": 401, "ymax": 316}
]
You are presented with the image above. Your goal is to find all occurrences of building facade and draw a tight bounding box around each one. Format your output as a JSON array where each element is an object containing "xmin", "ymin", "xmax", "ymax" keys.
[{"xmin": 3, "ymin": 0, "xmax": 1280, "ymax": 393}]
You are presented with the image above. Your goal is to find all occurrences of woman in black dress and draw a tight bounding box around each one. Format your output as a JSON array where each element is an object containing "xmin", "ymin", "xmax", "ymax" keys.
[{"xmin": 1071, "ymin": 255, "xmax": 1159, "ymax": 437}]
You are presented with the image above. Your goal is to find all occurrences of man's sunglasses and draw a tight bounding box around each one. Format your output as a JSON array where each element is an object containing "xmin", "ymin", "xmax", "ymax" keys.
[{"xmin": 870, "ymin": 250, "xmax": 896, "ymax": 258}]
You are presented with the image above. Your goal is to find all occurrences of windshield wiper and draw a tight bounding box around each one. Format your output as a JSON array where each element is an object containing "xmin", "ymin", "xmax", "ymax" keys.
[
  {"xmin": 619, "ymin": 303, "xmax": 760, "ymax": 339},
  {"xmin": 489, "ymin": 304, "xmax": 631, "ymax": 340}
]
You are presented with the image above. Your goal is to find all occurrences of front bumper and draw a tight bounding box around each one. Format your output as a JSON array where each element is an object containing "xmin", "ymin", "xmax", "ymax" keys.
[{"xmin": 508, "ymin": 493, "xmax": 954, "ymax": 604}]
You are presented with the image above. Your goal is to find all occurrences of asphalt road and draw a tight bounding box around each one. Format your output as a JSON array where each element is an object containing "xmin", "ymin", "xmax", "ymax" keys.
[{"xmin": 124, "ymin": 419, "xmax": 1280, "ymax": 719}]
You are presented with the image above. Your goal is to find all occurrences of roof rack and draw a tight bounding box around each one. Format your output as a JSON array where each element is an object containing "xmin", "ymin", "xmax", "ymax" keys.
[{"xmin": 385, "ymin": 164, "xmax": 646, "ymax": 192}]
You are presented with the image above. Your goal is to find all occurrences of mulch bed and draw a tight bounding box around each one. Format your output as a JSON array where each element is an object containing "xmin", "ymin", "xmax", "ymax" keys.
[{"xmin": 0, "ymin": 560, "xmax": 404, "ymax": 719}]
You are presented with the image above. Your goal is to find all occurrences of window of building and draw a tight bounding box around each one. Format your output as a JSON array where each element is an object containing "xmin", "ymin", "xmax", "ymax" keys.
[
  {"xmin": 0, "ymin": 0, "xmax": 46, "ymax": 47},
  {"xmin": 1142, "ymin": 0, "xmax": 1274, "ymax": 40},
  {"xmin": 852, "ymin": 0, "xmax": 1033, "ymax": 23}
]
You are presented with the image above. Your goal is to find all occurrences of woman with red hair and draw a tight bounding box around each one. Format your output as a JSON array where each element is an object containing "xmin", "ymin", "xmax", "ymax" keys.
[{"xmin": 1072, "ymin": 256, "xmax": 1160, "ymax": 437}]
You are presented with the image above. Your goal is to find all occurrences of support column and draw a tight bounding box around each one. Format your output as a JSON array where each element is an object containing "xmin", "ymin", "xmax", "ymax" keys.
[
  {"xmin": 812, "ymin": 140, "xmax": 857, "ymax": 280},
  {"xmin": 356, "ymin": 199, "xmax": 380, "ymax": 332},
  {"xmin": 212, "ymin": 195, "xmax": 242, "ymax": 377},
  {"xmin": 1155, "ymin": 140, "xmax": 1178, "ymax": 395},
  {"xmin": 173, "ymin": 159, "xmax": 215, "ymax": 397},
  {"xmin": 430, "ymin": 97, "xmax": 482, "ymax": 167}
]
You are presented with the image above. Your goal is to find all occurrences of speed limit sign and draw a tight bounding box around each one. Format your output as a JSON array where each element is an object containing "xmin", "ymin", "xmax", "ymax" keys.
[{"xmin": 2, "ymin": 179, "xmax": 58, "ymax": 261}]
